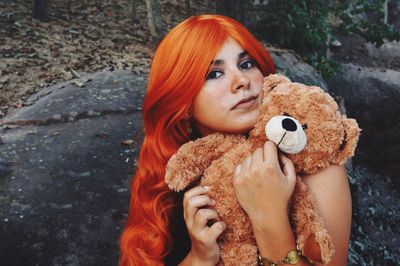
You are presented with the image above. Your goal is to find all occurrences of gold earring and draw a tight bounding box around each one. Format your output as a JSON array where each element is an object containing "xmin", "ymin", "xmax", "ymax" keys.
[
  {"xmin": 187, "ymin": 123, "xmax": 193, "ymax": 135},
  {"xmin": 184, "ymin": 114, "xmax": 193, "ymax": 136}
]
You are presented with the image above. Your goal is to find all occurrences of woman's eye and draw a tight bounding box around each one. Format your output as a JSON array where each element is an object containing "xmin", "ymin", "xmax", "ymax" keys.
[
  {"xmin": 239, "ymin": 59, "xmax": 255, "ymax": 70},
  {"xmin": 206, "ymin": 70, "xmax": 223, "ymax": 80}
]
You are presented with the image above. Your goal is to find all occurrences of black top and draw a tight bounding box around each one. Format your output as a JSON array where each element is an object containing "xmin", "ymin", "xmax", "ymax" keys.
[{"xmin": 164, "ymin": 194, "xmax": 191, "ymax": 266}]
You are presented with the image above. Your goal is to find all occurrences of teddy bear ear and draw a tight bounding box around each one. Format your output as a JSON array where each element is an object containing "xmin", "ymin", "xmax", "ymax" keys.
[
  {"xmin": 330, "ymin": 118, "xmax": 361, "ymax": 165},
  {"xmin": 263, "ymin": 74, "xmax": 291, "ymax": 93}
]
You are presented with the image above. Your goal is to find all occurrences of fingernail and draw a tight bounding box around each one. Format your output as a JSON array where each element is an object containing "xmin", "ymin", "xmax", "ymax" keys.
[
  {"xmin": 211, "ymin": 199, "xmax": 216, "ymax": 205},
  {"xmin": 234, "ymin": 165, "xmax": 241, "ymax": 175},
  {"xmin": 220, "ymin": 222, "xmax": 226, "ymax": 229},
  {"xmin": 204, "ymin": 186, "xmax": 210, "ymax": 190}
]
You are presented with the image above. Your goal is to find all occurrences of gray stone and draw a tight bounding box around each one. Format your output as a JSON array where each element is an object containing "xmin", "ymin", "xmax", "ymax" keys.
[
  {"xmin": 0, "ymin": 70, "xmax": 145, "ymax": 265},
  {"xmin": 271, "ymin": 50, "xmax": 328, "ymax": 90},
  {"xmin": 366, "ymin": 41, "xmax": 400, "ymax": 60},
  {"xmin": 3, "ymin": 70, "xmax": 146, "ymax": 125},
  {"xmin": 0, "ymin": 55, "xmax": 398, "ymax": 265},
  {"xmin": 327, "ymin": 63, "xmax": 400, "ymax": 179},
  {"xmin": 348, "ymin": 167, "xmax": 400, "ymax": 265}
]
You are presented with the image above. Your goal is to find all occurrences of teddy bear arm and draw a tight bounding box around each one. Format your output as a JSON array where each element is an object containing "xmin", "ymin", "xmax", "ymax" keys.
[
  {"xmin": 165, "ymin": 133, "xmax": 244, "ymax": 191},
  {"xmin": 291, "ymin": 178, "xmax": 335, "ymax": 265},
  {"xmin": 330, "ymin": 118, "xmax": 360, "ymax": 165}
]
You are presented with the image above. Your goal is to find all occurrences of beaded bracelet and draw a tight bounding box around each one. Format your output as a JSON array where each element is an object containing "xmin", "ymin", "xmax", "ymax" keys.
[{"xmin": 257, "ymin": 245, "xmax": 302, "ymax": 266}]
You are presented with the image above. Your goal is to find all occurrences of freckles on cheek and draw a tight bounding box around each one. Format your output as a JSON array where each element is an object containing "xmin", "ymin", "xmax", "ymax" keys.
[
  {"xmin": 202, "ymin": 89, "xmax": 226, "ymax": 110},
  {"xmin": 253, "ymin": 71, "xmax": 263, "ymax": 85}
]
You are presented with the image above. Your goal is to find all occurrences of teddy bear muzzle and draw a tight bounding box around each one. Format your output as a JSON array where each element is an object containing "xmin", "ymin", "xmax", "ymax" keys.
[{"xmin": 265, "ymin": 115, "xmax": 307, "ymax": 154}]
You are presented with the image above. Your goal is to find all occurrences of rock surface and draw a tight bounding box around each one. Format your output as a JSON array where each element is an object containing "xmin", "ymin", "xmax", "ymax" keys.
[
  {"xmin": 327, "ymin": 63, "xmax": 400, "ymax": 180},
  {"xmin": 366, "ymin": 41, "xmax": 400, "ymax": 60},
  {"xmin": 0, "ymin": 58, "xmax": 399, "ymax": 266},
  {"xmin": 0, "ymin": 70, "xmax": 145, "ymax": 265},
  {"xmin": 270, "ymin": 50, "xmax": 328, "ymax": 90},
  {"xmin": 348, "ymin": 166, "xmax": 400, "ymax": 265},
  {"xmin": 327, "ymin": 63, "xmax": 400, "ymax": 264}
]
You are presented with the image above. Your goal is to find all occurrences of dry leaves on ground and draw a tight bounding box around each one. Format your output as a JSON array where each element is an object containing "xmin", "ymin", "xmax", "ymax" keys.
[{"xmin": 0, "ymin": 0, "xmax": 215, "ymax": 117}]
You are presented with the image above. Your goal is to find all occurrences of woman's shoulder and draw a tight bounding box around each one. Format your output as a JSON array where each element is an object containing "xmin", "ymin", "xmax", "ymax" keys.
[{"xmin": 303, "ymin": 164, "xmax": 348, "ymax": 190}]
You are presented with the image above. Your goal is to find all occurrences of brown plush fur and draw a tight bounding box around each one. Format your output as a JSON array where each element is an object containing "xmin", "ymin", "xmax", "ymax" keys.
[{"xmin": 165, "ymin": 74, "xmax": 360, "ymax": 265}]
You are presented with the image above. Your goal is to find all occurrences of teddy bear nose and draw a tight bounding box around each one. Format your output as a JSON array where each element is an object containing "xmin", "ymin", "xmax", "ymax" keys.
[{"xmin": 282, "ymin": 118, "xmax": 297, "ymax": 132}]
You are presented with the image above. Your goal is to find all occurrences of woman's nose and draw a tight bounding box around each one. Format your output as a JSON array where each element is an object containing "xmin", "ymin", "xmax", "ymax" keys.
[{"xmin": 231, "ymin": 70, "xmax": 250, "ymax": 93}]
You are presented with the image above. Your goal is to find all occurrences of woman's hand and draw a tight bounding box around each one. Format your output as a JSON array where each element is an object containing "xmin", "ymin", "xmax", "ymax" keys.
[
  {"xmin": 233, "ymin": 141, "xmax": 297, "ymax": 227},
  {"xmin": 181, "ymin": 185, "xmax": 226, "ymax": 266}
]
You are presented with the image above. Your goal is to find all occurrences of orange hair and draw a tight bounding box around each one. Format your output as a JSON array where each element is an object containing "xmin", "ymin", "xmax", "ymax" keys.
[{"xmin": 119, "ymin": 14, "xmax": 275, "ymax": 265}]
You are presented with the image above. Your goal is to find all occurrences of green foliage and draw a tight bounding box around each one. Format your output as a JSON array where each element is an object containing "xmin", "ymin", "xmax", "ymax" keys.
[
  {"xmin": 314, "ymin": 56, "xmax": 342, "ymax": 79},
  {"xmin": 334, "ymin": 0, "xmax": 400, "ymax": 47},
  {"xmin": 245, "ymin": 0, "xmax": 400, "ymax": 79},
  {"xmin": 249, "ymin": 1, "xmax": 329, "ymax": 57}
]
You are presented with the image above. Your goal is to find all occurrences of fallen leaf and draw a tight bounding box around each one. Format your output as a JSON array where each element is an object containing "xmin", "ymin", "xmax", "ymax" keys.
[
  {"xmin": 71, "ymin": 80, "xmax": 85, "ymax": 87},
  {"xmin": 71, "ymin": 77, "xmax": 91, "ymax": 87},
  {"xmin": 5, "ymin": 125, "xmax": 19, "ymax": 129},
  {"xmin": 121, "ymin": 139, "xmax": 134, "ymax": 146},
  {"xmin": 23, "ymin": 101, "xmax": 34, "ymax": 106},
  {"xmin": 70, "ymin": 69, "xmax": 80, "ymax": 78},
  {"xmin": 95, "ymin": 132, "xmax": 108, "ymax": 139}
]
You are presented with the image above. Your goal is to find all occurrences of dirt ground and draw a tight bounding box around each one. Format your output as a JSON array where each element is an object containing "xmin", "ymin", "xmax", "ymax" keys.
[
  {"xmin": 0, "ymin": 1, "xmax": 397, "ymax": 118},
  {"xmin": 0, "ymin": 0, "xmax": 215, "ymax": 117},
  {"xmin": 331, "ymin": 32, "xmax": 400, "ymax": 71}
]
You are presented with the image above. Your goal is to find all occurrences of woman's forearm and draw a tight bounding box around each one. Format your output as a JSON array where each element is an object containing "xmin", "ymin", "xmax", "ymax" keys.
[{"xmin": 252, "ymin": 214, "xmax": 312, "ymax": 266}]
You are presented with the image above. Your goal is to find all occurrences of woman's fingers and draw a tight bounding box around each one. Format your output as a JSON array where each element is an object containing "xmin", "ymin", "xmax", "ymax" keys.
[
  {"xmin": 279, "ymin": 153, "xmax": 296, "ymax": 182},
  {"xmin": 184, "ymin": 185, "xmax": 210, "ymax": 200},
  {"xmin": 182, "ymin": 185, "xmax": 226, "ymax": 244},
  {"xmin": 205, "ymin": 221, "xmax": 226, "ymax": 241},
  {"xmin": 251, "ymin": 147, "xmax": 264, "ymax": 168},
  {"xmin": 194, "ymin": 208, "xmax": 220, "ymax": 228},
  {"xmin": 263, "ymin": 141, "xmax": 279, "ymax": 166},
  {"xmin": 184, "ymin": 194, "xmax": 215, "ymax": 223},
  {"xmin": 235, "ymin": 147, "xmax": 264, "ymax": 176},
  {"xmin": 242, "ymin": 153, "xmax": 252, "ymax": 170},
  {"xmin": 234, "ymin": 164, "xmax": 242, "ymax": 176},
  {"xmin": 183, "ymin": 186, "xmax": 214, "ymax": 222}
]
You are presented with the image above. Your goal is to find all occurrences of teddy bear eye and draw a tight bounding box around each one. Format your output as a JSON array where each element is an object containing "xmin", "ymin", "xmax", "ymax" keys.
[
  {"xmin": 283, "ymin": 112, "xmax": 292, "ymax": 117},
  {"xmin": 302, "ymin": 124, "xmax": 308, "ymax": 130}
]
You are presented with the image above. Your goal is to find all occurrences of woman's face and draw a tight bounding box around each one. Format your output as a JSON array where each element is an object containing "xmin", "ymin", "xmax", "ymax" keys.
[{"xmin": 192, "ymin": 38, "xmax": 264, "ymax": 136}]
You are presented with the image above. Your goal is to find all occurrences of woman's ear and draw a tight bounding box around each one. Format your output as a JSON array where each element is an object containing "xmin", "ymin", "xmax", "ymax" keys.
[
  {"xmin": 330, "ymin": 118, "xmax": 361, "ymax": 165},
  {"xmin": 262, "ymin": 74, "xmax": 291, "ymax": 93}
]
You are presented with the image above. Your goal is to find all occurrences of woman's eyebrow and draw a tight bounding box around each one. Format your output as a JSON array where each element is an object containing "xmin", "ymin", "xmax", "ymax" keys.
[
  {"xmin": 238, "ymin": 51, "xmax": 248, "ymax": 59},
  {"xmin": 209, "ymin": 51, "xmax": 249, "ymax": 67}
]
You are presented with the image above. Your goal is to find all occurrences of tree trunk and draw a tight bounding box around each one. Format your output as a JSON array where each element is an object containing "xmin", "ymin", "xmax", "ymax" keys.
[
  {"xmin": 145, "ymin": 0, "xmax": 164, "ymax": 47},
  {"xmin": 131, "ymin": 0, "xmax": 138, "ymax": 23},
  {"xmin": 33, "ymin": 0, "xmax": 51, "ymax": 22},
  {"xmin": 384, "ymin": 0, "xmax": 389, "ymax": 24},
  {"xmin": 388, "ymin": 0, "xmax": 400, "ymax": 31}
]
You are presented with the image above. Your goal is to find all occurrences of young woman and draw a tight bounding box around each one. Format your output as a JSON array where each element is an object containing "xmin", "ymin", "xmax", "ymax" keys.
[{"xmin": 119, "ymin": 15, "xmax": 352, "ymax": 266}]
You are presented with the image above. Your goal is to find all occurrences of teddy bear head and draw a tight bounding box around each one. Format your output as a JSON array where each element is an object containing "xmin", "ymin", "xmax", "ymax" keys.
[{"xmin": 249, "ymin": 74, "xmax": 360, "ymax": 175}]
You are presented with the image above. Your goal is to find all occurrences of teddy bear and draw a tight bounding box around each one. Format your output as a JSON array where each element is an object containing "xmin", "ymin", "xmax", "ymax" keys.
[{"xmin": 165, "ymin": 74, "xmax": 360, "ymax": 265}]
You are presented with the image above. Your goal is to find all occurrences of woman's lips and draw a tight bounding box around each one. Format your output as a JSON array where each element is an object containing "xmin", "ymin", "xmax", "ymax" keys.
[{"xmin": 232, "ymin": 95, "xmax": 258, "ymax": 110}]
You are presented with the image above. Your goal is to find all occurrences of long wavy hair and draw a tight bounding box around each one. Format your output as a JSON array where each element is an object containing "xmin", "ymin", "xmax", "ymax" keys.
[{"xmin": 119, "ymin": 14, "xmax": 275, "ymax": 265}]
